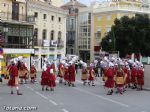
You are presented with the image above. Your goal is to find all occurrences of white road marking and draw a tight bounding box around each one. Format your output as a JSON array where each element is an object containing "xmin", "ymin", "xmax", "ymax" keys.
[
  {"xmin": 62, "ymin": 109, "xmax": 69, "ymax": 112},
  {"xmin": 25, "ymin": 85, "xmax": 34, "ymax": 91},
  {"xmin": 49, "ymin": 100, "xmax": 58, "ymax": 106},
  {"xmin": 35, "ymin": 91, "xmax": 48, "ymax": 100},
  {"xmin": 74, "ymin": 87, "xmax": 130, "ymax": 108}
]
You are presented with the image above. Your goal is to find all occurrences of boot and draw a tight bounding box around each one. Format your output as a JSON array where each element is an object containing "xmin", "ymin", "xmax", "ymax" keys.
[
  {"xmin": 11, "ymin": 91, "xmax": 14, "ymax": 95},
  {"xmin": 42, "ymin": 87, "xmax": 44, "ymax": 91},
  {"xmin": 72, "ymin": 84, "xmax": 76, "ymax": 87},
  {"xmin": 17, "ymin": 90, "xmax": 22, "ymax": 95},
  {"xmin": 46, "ymin": 87, "xmax": 49, "ymax": 91}
]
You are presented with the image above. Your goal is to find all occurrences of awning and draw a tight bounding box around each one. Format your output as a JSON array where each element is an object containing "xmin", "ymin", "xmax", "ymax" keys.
[
  {"xmin": 16, "ymin": 0, "xmax": 26, "ymax": 3},
  {"xmin": 3, "ymin": 48, "xmax": 34, "ymax": 54}
]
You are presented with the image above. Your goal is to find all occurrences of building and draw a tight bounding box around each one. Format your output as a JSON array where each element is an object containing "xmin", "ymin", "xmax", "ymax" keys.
[
  {"xmin": 90, "ymin": 0, "xmax": 150, "ymax": 61},
  {"xmin": 61, "ymin": 0, "xmax": 86, "ymax": 55},
  {"xmin": 77, "ymin": 7, "xmax": 92, "ymax": 63},
  {"xmin": 51, "ymin": 0, "xmax": 64, "ymax": 7},
  {"xmin": 0, "ymin": 0, "xmax": 35, "ymax": 71},
  {"xmin": 27, "ymin": 0, "xmax": 67, "ymax": 70}
]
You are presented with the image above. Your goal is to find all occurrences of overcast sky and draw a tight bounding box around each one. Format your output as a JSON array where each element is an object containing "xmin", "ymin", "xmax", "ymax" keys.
[{"xmin": 64, "ymin": 0, "xmax": 103, "ymax": 6}]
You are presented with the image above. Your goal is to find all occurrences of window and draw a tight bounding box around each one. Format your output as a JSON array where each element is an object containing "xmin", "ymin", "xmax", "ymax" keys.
[
  {"xmin": 58, "ymin": 31, "xmax": 62, "ymax": 41},
  {"xmin": 43, "ymin": 14, "xmax": 47, "ymax": 19},
  {"xmin": 51, "ymin": 16, "xmax": 54, "ymax": 21},
  {"xmin": 34, "ymin": 28, "xmax": 38, "ymax": 37},
  {"xmin": 42, "ymin": 29, "xmax": 47, "ymax": 40},
  {"xmin": 58, "ymin": 17, "xmax": 61, "ymax": 22},
  {"xmin": 51, "ymin": 30, "xmax": 54, "ymax": 40},
  {"xmin": 107, "ymin": 15, "xmax": 111, "ymax": 21},
  {"xmin": 34, "ymin": 12, "xmax": 38, "ymax": 18}
]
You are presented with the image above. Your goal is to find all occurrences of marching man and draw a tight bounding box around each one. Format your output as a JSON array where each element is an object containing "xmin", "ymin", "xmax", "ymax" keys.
[
  {"xmin": 137, "ymin": 64, "xmax": 144, "ymax": 90},
  {"xmin": 48, "ymin": 69, "xmax": 56, "ymax": 91},
  {"xmin": 81, "ymin": 63, "xmax": 88, "ymax": 85},
  {"xmin": 30, "ymin": 65, "xmax": 37, "ymax": 83},
  {"xmin": 104, "ymin": 62, "xmax": 115, "ymax": 95},
  {"xmin": 8, "ymin": 61, "xmax": 22, "ymax": 95},
  {"xmin": 68, "ymin": 62, "xmax": 76, "ymax": 87},
  {"xmin": 41, "ymin": 67, "xmax": 49, "ymax": 91},
  {"xmin": 58, "ymin": 62, "xmax": 64, "ymax": 84},
  {"xmin": 88, "ymin": 65, "xmax": 95, "ymax": 86}
]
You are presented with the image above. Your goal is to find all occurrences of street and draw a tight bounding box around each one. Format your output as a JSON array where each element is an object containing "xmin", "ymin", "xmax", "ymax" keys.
[{"xmin": 0, "ymin": 72, "xmax": 150, "ymax": 112}]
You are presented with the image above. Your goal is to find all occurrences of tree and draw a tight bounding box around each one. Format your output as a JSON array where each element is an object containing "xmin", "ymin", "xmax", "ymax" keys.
[{"xmin": 101, "ymin": 14, "xmax": 150, "ymax": 57}]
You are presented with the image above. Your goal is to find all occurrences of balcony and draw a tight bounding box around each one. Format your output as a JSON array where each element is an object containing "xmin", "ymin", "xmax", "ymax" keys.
[
  {"xmin": 0, "ymin": 12, "xmax": 35, "ymax": 23},
  {"xmin": 94, "ymin": 5, "xmax": 150, "ymax": 13}
]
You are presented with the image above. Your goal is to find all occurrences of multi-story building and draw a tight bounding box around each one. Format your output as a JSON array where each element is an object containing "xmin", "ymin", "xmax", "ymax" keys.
[
  {"xmin": 77, "ymin": 0, "xmax": 150, "ymax": 62},
  {"xmin": 91, "ymin": 0, "xmax": 150, "ymax": 61},
  {"xmin": 0, "ymin": 0, "xmax": 34, "ymax": 70},
  {"xmin": 61, "ymin": 0, "xmax": 86, "ymax": 55},
  {"xmin": 27, "ymin": 0, "xmax": 67, "ymax": 70},
  {"xmin": 77, "ymin": 7, "xmax": 92, "ymax": 62}
]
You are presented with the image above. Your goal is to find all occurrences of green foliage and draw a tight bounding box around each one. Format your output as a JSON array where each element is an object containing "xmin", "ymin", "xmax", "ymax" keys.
[{"xmin": 101, "ymin": 14, "xmax": 150, "ymax": 57}]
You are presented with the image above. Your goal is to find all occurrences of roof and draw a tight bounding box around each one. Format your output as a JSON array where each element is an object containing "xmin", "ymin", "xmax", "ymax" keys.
[{"xmin": 61, "ymin": 0, "xmax": 86, "ymax": 8}]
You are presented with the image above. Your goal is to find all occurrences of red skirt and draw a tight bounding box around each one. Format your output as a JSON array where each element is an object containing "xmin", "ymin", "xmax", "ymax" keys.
[
  {"xmin": 8, "ymin": 77, "xmax": 18, "ymax": 87},
  {"xmin": 131, "ymin": 76, "xmax": 137, "ymax": 83},
  {"xmin": 137, "ymin": 78, "xmax": 144, "ymax": 85},
  {"xmin": 105, "ymin": 78, "xmax": 114, "ymax": 88},
  {"xmin": 88, "ymin": 75, "xmax": 94, "ymax": 81},
  {"xmin": 41, "ymin": 78, "xmax": 48, "ymax": 86},
  {"xmin": 68, "ymin": 74, "xmax": 75, "ymax": 82},
  {"xmin": 48, "ymin": 80, "xmax": 56, "ymax": 87},
  {"xmin": 64, "ymin": 74, "xmax": 69, "ymax": 81},
  {"xmin": 125, "ymin": 77, "xmax": 130, "ymax": 84}
]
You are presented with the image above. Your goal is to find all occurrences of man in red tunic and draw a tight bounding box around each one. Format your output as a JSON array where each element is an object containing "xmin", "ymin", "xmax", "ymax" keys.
[
  {"xmin": 104, "ymin": 63, "xmax": 115, "ymax": 95},
  {"xmin": 41, "ymin": 67, "xmax": 49, "ymax": 91},
  {"xmin": 131, "ymin": 64, "xmax": 137, "ymax": 89},
  {"xmin": 30, "ymin": 65, "xmax": 37, "ymax": 83},
  {"xmin": 88, "ymin": 66, "xmax": 95, "ymax": 86},
  {"xmin": 137, "ymin": 65, "xmax": 144, "ymax": 90},
  {"xmin": 68, "ymin": 63, "xmax": 76, "ymax": 87},
  {"xmin": 48, "ymin": 69, "xmax": 56, "ymax": 91},
  {"xmin": 58, "ymin": 63, "xmax": 64, "ymax": 84},
  {"xmin": 8, "ymin": 61, "xmax": 22, "ymax": 95}
]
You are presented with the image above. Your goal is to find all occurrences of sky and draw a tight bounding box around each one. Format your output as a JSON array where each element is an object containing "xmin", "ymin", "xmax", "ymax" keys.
[{"xmin": 64, "ymin": 0, "xmax": 102, "ymax": 6}]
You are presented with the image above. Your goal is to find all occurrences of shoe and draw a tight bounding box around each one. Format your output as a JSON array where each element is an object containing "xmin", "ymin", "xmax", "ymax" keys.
[
  {"xmin": 42, "ymin": 88, "xmax": 44, "ymax": 91},
  {"xmin": 46, "ymin": 88, "xmax": 49, "ymax": 91},
  {"xmin": 92, "ymin": 84, "xmax": 95, "ymax": 86},
  {"xmin": 11, "ymin": 91, "xmax": 14, "ymax": 95},
  {"xmin": 72, "ymin": 84, "xmax": 76, "ymax": 87},
  {"xmin": 17, "ymin": 91, "xmax": 23, "ymax": 95}
]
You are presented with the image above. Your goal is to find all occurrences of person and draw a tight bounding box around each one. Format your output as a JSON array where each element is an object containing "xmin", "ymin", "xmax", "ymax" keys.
[
  {"xmin": 8, "ymin": 61, "xmax": 22, "ymax": 95},
  {"xmin": 68, "ymin": 62, "xmax": 76, "ymax": 87},
  {"xmin": 115, "ymin": 65, "xmax": 125, "ymax": 94},
  {"xmin": 123, "ymin": 64, "xmax": 130, "ymax": 88},
  {"xmin": 30, "ymin": 65, "xmax": 37, "ymax": 83},
  {"xmin": 94, "ymin": 64, "xmax": 99, "ymax": 77},
  {"xmin": 48, "ymin": 69, "xmax": 56, "ymax": 91},
  {"xmin": 137, "ymin": 65, "xmax": 144, "ymax": 90},
  {"xmin": 131, "ymin": 64, "xmax": 138, "ymax": 89},
  {"xmin": 58, "ymin": 62, "xmax": 64, "ymax": 84},
  {"xmin": 41, "ymin": 67, "xmax": 49, "ymax": 91},
  {"xmin": 104, "ymin": 63, "xmax": 115, "ymax": 95},
  {"xmin": 64, "ymin": 64, "xmax": 69, "ymax": 85},
  {"xmin": 81, "ymin": 64, "xmax": 88, "ymax": 85},
  {"xmin": 88, "ymin": 65, "xmax": 95, "ymax": 86}
]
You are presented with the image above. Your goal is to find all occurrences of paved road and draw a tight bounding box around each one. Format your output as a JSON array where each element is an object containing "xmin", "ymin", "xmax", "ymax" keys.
[{"xmin": 0, "ymin": 72, "xmax": 150, "ymax": 112}]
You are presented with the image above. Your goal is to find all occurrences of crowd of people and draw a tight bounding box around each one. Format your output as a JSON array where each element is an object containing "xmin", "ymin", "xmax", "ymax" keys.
[{"xmin": 3, "ymin": 55, "xmax": 144, "ymax": 96}]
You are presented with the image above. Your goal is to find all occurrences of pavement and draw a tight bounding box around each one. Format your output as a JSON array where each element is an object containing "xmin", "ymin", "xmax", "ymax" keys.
[{"xmin": 0, "ymin": 71, "xmax": 150, "ymax": 112}]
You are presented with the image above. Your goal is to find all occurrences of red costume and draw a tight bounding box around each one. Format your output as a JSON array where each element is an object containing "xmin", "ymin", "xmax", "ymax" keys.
[
  {"xmin": 131, "ymin": 67, "xmax": 137, "ymax": 84},
  {"xmin": 88, "ymin": 68, "xmax": 95, "ymax": 81},
  {"xmin": 116, "ymin": 70, "xmax": 124, "ymax": 87},
  {"xmin": 64, "ymin": 67, "xmax": 69, "ymax": 82},
  {"xmin": 41, "ymin": 71, "xmax": 49, "ymax": 86},
  {"xmin": 58, "ymin": 63, "xmax": 64, "ymax": 78},
  {"xmin": 30, "ymin": 66, "xmax": 37, "ymax": 79},
  {"xmin": 123, "ymin": 67, "xmax": 130, "ymax": 84},
  {"xmin": 137, "ymin": 69, "xmax": 144, "ymax": 86},
  {"xmin": 104, "ymin": 68, "xmax": 115, "ymax": 88},
  {"xmin": 48, "ymin": 73, "xmax": 56, "ymax": 87},
  {"xmin": 68, "ymin": 65, "xmax": 76, "ymax": 82},
  {"xmin": 8, "ymin": 65, "xmax": 19, "ymax": 87}
]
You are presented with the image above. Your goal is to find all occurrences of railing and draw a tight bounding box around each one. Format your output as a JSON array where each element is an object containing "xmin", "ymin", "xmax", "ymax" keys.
[
  {"xmin": 94, "ymin": 5, "xmax": 150, "ymax": 13},
  {"xmin": 4, "ymin": 44, "xmax": 32, "ymax": 49},
  {"xmin": 0, "ymin": 12, "xmax": 35, "ymax": 23}
]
